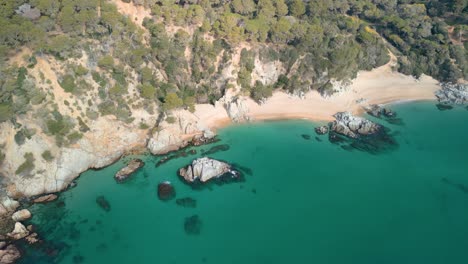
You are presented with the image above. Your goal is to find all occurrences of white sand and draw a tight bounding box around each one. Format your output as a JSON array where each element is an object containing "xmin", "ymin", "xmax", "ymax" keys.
[{"xmin": 200, "ymin": 60, "xmax": 440, "ymax": 129}]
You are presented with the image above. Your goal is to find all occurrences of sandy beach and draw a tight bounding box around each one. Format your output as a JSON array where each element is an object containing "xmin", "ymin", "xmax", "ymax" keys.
[{"xmin": 197, "ymin": 58, "xmax": 440, "ymax": 130}]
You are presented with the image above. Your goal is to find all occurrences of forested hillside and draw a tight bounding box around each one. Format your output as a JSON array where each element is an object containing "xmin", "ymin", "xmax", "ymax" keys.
[{"xmin": 0, "ymin": 0, "xmax": 466, "ymax": 151}]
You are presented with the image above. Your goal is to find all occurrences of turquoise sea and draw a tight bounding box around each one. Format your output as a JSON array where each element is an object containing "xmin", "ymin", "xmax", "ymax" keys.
[{"xmin": 19, "ymin": 102, "xmax": 468, "ymax": 264}]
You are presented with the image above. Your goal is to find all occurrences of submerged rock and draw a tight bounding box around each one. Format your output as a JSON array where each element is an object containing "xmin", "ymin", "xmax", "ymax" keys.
[
  {"xmin": 202, "ymin": 144, "xmax": 230, "ymax": 155},
  {"xmin": 0, "ymin": 244, "xmax": 21, "ymax": 264},
  {"xmin": 96, "ymin": 196, "xmax": 111, "ymax": 212},
  {"xmin": 176, "ymin": 197, "xmax": 197, "ymax": 208},
  {"xmin": 436, "ymin": 103, "xmax": 454, "ymax": 111},
  {"xmin": 301, "ymin": 134, "xmax": 311, "ymax": 140},
  {"xmin": 435, "ymin": 83, "xmax": 468, "ymax": 105},
  {"xmin": 33, "ymin": 194, "xmax": 58, "ymax": 203},
  {"xmin": 329, "ymin": 112, "xmax": 397, "ymax": 154},
  {"xmin": 315, "ymin": 126, "xmax": 329, "ymax": 135},
  {"xmin": 179, "ymin": 157, "xmax": 240, "ymax": 183},
  {"xmin": 157, "ymin": 182, "xmax": 175, "ymax": 201},
  {"xmin": 114, "ymin": 159, "xmax": 144, "ymax": 183},
  {"xmin": 184, "ymin": 215, "xmax": 202, "ymax": 235},
  {"xmin": 11, "ymin": 209, "xmax": 31, "ymax": 222}
]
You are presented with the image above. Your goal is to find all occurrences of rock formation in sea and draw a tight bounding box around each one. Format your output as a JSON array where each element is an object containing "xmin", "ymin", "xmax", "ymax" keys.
[
  {"xmin": 315, "ymin": 126, "xmax": 329, "ymax": 135},
  {"xmin": 33, "ymin": 194, "xmax": 58, "ymax": 203},
  {"xmin": 328, "ymin": 112, "xmax": 397, "ymax": 153},
  {"xmin": 184, "ymin": 215, "xmax": 202, "ymax": 235},
  {"xmin": 157, "ymin": 182, "xmax": 175, "ymax": 201},
  {"xmin": 363, "ymin": 104, "xmax": 396, "ymax": 118},
  {"xmin": 435, "ymin": 83, "xmax": 468, "ymax": 105},
  {"xmin": 179, "ymin": 157, "xmax": 240, "ymax": 183},
  {"xmin": 176, "ymin": 197, "xmax": 197, "ymax": 208},
  {"xmin": 0, "ymin": 244, "xmax": 21, "ymax": 264},
  {"xmin": 114, "ymin": 159, "xmax": 145, "ymax": 183},
  {"xmin": 96, "ymin": 196, "xmax": 111, "ymax": 212},
  {"xmin": 11, "ymin": 209, "xmax": 31, "ymax": 222}
]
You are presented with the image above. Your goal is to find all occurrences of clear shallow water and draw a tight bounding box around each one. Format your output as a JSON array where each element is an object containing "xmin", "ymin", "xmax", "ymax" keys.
[{"xmin": 20, "ymin": 102, "xmax": 468, "ymax": 264}]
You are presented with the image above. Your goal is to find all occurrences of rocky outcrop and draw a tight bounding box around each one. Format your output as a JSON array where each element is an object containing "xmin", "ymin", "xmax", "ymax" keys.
[
  {"xmin": 7, "ymin": 222, "xmax": 29, "ymax": 240},
  {"xmin": 179, "ymin": 157, "xmax": 239, "ymax": 183},
  {"xmin": 363, "ymin": 104, "xmax": 396, "ymax": 118},
  {"xmin": 330, "ymin": 112, "xmax": 382, "ymax": 139},
  {"xmin": 435, "ymin": 83, "xmax": 468, "ymax": 105},
  {"xmin": 315, "ymin": 125, "xmax": 329, "ymax": 135},
  {"xmin": 33, "ymin": 194, "xmax": 58, "ymax": 203},
  {"xmin": 0, "ymin": 244, "xmax": 21, "ymax": 264},
  {"xmin": 224, "ymin": 97, "xmax": 249, "ymax": 123},
  {"xmin": 328, "ymin": 112, "xmax": 397, "ymax": 154},
  {"xmin": 157, "ymin": 182, "xmax": 175, "ymax": 201},
  {"xmin": 114, "ymin": 159, "xmax": 145, "ymax": 182},
  {"xmin": 11, "ymin": 209, "xmax": 31, "ymax": 222}
]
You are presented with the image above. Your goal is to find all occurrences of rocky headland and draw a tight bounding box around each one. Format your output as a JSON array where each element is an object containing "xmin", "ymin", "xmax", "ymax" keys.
[{"xmin": 435, "ymin": 83, "xmax": 468, "ymax": 105}]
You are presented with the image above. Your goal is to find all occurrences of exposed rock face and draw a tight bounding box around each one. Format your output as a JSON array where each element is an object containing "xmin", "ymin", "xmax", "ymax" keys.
[
  {"xmin": 315, "ymin": 125, "xmax": 329, "ymax": 135},
  {"xmin": 0, "ymin": 244, "xmax": 21, "ymax": 264},
  {"xmin": 330, "ymin": 112, "xmax": 382, "ymax": 139},
  {"xmin": 224, "ymin": 97, "xmax": 249, "ymax": 123},
  {"xmin": 7, "ymin": 222, "xmax": 29, "ymax": 240},
  {"xmin": 328, "ymin": 112, "xmax": 397, "ymax": 154},
  {"xmin": 11, "ymin": 209, "xmax": 31, "ymax": 222},
  {"xmin": 33, "ymin": 194, "xmax": 58, "ymax": 203},
  {"xmin": 15, "ymin": 4, "xmax": 41, "ymax": 20},
  {"xmin": 157, "ymin": 182, "xmax": 175, "ymax": 201},
  {"xmin": 364, "ymin": 104, "xmax": 396, "ymax": 118},
  {"xmin": 114, "ymin": 159, "xmax": 145, "ymax": 182},
  {"xmin": 435, "ymin": 83, "xmax": 468, "ymax": 105},
  {"xmin": 0, "ymin": 198, "xmax": 19, "ymax": 216},
  {"xmin": 179, "ymin": 158, "xmax": 238, "ymax": 183}
]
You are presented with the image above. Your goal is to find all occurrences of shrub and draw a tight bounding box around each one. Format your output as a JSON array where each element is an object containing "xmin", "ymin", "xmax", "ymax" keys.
[
  {"xmin": 41, "ymin": 150, "xmax": 54, "ymax": 161},
  {"xmin": 15, "ymin": 153, "xmax": 35, "ymax": 176},
  {"xmin": 98, "ymin": 55, "xmax": 114, "ymax": 69}
]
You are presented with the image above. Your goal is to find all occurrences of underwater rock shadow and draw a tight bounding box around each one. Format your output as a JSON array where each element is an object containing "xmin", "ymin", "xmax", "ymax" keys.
[
  {"xmin": 184, "ymin": 215, "xmax": 202, "ymax": 235},
  {"xmin": 441, "ymin": 178, "xmax": 468, "ymax": 194}
]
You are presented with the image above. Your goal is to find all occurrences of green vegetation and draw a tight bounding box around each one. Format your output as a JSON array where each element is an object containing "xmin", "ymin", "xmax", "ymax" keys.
[
  {"xmin": 0, "ymin": 0, "xmax": 465, "ymax": 153},
  {"xmin": 41, "ymin": 150, "xmax": 54, "ymax": 162},
  {"xmin": 15, "ymin": 152, "xmax": 35, "ymax": 177}
]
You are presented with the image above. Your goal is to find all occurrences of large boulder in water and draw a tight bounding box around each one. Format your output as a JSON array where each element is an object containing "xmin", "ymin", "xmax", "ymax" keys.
[
  {"xmin": 329, "ymin": 112, "xmax": 397, "ymax": 154},
  {"xmin": 157, "ymin": 182, "xmax": 175, "ymax": 201},
  {"xmin": 330, "ymin": 112, "xmax": 382, "ymax": 139},
  {"xmin": 179, "ymin": 157, "xmax": 239, "ymax": 183},
  {"xmin": 114, "ymin": 159, "xmax": 144, "ymax": 183},
  {"xmin": 7, "ymin": 222, "xmax": 29, "ymax": 240},
  {"xmin": 33, "ymin": 194, "xmax": 58, "ymax": 203}
]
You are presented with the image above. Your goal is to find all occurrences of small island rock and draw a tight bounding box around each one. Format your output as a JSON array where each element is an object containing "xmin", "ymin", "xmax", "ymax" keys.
[
  {"xmin": 114, "ymin": 159, "xmax": 145, "ymax": 183},
  {"xmin": 179, "ymin": 157, "xmax": 238, "ymax": 183},
  {"xmin": 330, "ymin": 112, "xmax": 382, "ymax": 139}
]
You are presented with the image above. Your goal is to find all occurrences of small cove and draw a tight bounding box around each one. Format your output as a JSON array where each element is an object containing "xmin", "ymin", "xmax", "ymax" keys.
[{"xmin": 18, "ymin": 101, "xmax": 468, "ymax": 264}]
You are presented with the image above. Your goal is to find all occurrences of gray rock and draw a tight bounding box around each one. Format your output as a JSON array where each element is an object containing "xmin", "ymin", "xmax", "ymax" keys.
[
  {"xmin": 114, "ymin": 159, "xmax": 144, "ymax": 182},
  {"xmin": 15, "ymin": 4, "xmax": 40, "ymax": 20},
  {"xmin": 315, "ymin": 125, "xmax": 329, "ymax": 135},
  {"xmin": 330, "ymin": 112, "xmax": 382, "ymax": 139},
  {"xmin": 0, "ymin": 244, "xmax": 21, "ymax": 264},
  {"xmin": 11, "ymin": 209, "xmax": 31, "ymax": 222},
  {"xmin": 435, "ymin": 83, "xmax": 468, "ymax": 105},
  {"xmin": 33, "ymin": 194, "xmax": 58, "ymax": 203},
  {"xmin": 179, "ymin": 157, "xmax": 238, "ymax": 183},
  {"xmin": 7, "ymin": 222, "xmax": 29, "ymax": 240}
]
